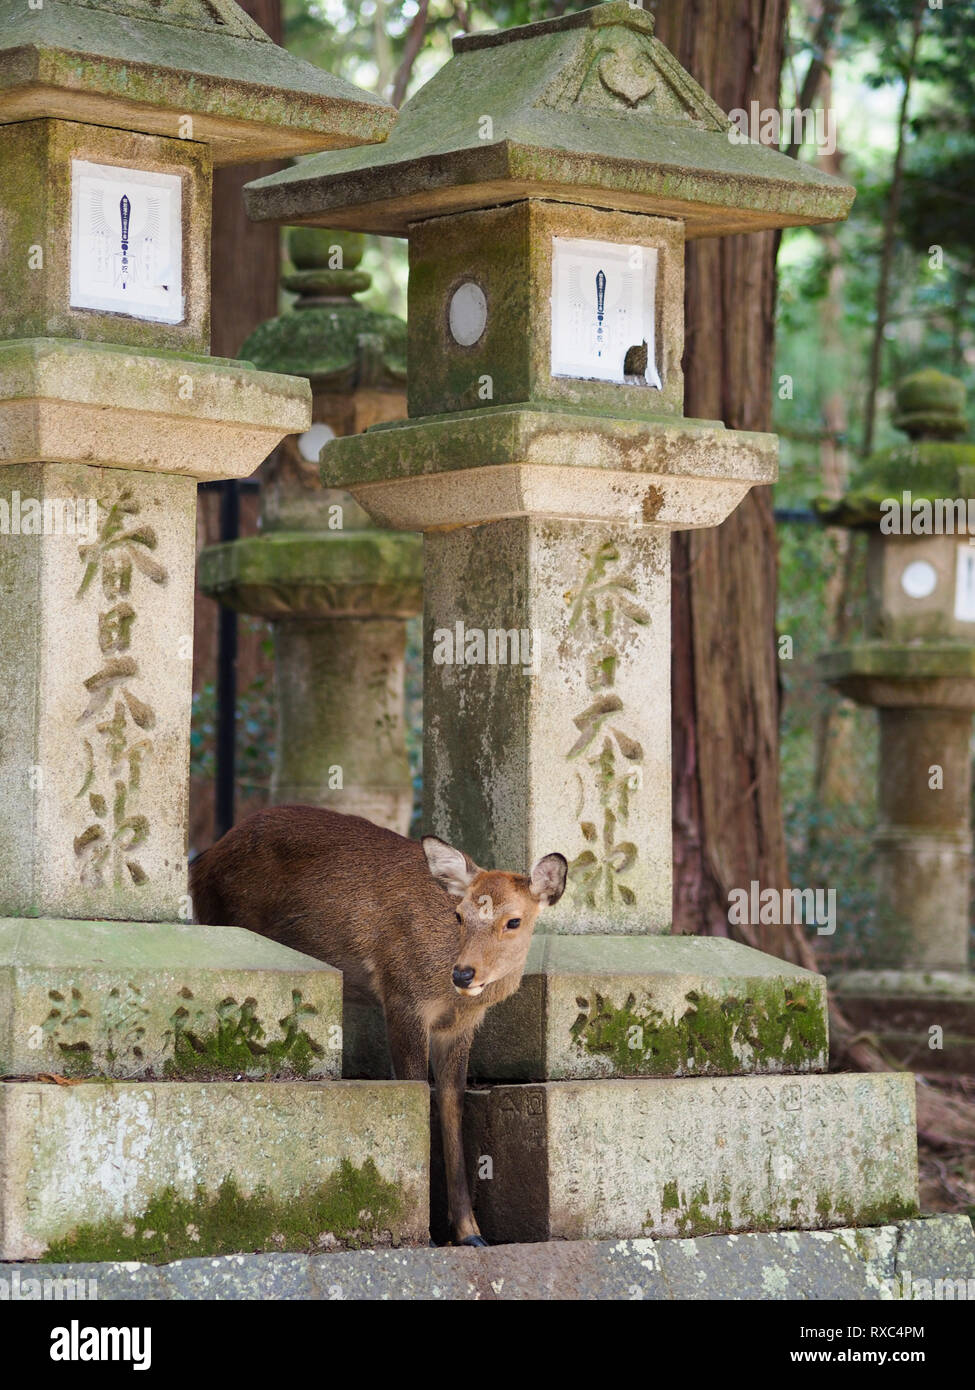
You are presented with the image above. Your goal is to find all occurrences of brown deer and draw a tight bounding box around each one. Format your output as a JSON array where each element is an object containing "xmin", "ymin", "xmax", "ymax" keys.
[{"xmin": 190, "ymin": 804, "xmax": 566, "ymax": 1247}]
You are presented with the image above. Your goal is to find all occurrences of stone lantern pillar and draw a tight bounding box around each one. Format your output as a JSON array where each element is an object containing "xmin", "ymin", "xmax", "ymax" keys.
[
  {"xmin": 247, "ymin": 3, "xmax": 922, "ymax": 1251},
  {"xmin": 818, "ymin": 370, "xmax": 975, "ymax": 1071},
  {"xmin": 198, "ymin": 227, "xmax": 421, "ymax": 832},
  {"xmin": 0, "ymin": 0, "xmax": 428, "ymax": 1260}
]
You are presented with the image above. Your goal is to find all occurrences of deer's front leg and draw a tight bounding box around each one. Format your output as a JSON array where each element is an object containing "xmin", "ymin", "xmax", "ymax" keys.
[
  {"xmin": 383, "ymin": 1000, "xmax": 429, "ymax": 1082},
  {"xmin": 431, "ymin": 1027, "xmax": 485, "ymax": 1247}
]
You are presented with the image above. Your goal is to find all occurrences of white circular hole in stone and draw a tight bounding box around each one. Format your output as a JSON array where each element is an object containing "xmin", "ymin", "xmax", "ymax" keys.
[
  {"xmin": 296, "ymin": 421, "xmax": 336, "ymax": 463},
  {"xmin": 448, "ymin": 282, "xmax": 488, "ymax": 347},
  {"xmin": 900, "ymin": 560, "xmax": 938, "ymax": 599}
]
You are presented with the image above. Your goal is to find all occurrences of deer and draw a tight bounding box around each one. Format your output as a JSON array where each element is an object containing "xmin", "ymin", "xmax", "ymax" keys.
[{"xmin": 189, "ymin": 803, "xmax": 567, "ymax": 1248}]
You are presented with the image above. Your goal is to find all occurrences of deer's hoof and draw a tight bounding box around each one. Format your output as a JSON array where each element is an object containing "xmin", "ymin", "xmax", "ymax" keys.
[{"xmin": 458, "ymin": 1235, "xmax": 489, "ymax": 1248}]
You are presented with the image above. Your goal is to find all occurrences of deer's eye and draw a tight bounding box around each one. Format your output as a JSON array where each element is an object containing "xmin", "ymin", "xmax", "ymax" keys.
[
  {"xmin": 455, "ymin": 910, "xmax": 463, "ymax": 924},
  {"xmin": 505, "ymin": 917, "xmax": 522, "ymax": 931}
]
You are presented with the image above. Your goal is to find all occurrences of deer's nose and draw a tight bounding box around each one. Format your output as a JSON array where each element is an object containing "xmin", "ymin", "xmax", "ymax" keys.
[{"xmin": 452, "ymin": 965, "xmax": 476, "ymax": 988}]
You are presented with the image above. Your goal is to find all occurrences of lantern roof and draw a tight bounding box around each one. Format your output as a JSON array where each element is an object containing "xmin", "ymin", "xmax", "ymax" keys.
[
  {"xmin": 246, "ymin": 1, "xmax": 854, "ymax": 236},
  {"xmin": 0, "ymin": 0, "xmax": 395, "ymax": 165},
  {"xmin": 816, "ymin": 371, "xmax": 975, "ymax": 529}
]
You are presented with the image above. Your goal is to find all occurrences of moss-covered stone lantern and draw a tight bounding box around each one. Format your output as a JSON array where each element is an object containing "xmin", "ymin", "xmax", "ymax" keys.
[
  {"xmin": 817, "ymin": 370, "xmax": 975, "ymax": 1069},
  {"xmin": 243, "ymin": 4, "xmax": 930, "ymax": 1256},
  {"xmin": 198, "ymin": 227, "xmax": 422, "ymax": 831},
  {"xmin": 0, "ymin": 1, "xmax": 430, "ymax": 1261}
]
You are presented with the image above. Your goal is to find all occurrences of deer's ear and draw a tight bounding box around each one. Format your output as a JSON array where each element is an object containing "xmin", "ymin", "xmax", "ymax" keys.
[
  {"xmin": 529, "ymin": 853, "xmax": 567, "ymax": 906},
  {"xmin": 422, "ymin": 836, "xmax": 479, "ymax": 899}
]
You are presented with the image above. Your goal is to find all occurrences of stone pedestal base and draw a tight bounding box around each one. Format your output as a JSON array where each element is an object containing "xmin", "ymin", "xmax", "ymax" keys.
[
  {"xmin": 454, "ymin": 1073, "xmax": 917, "ymax": 1244},
  {"xmin": 819, "ymin": 644, "xmax": 975, "ymax": 973},
  {"xmin": 0, "ymin": 918, "xmax": 342, "ymax": 1080},
  {"xmin": 470, "ymin": 934, "xmax": 828, "ymax": 1080},
  {"xmin": 833, "ymin": 970, "xmax": 975, "ymax": 1073},
  {"xmin": 10, "ymin": 1214, "xmax": 971, "ymax": 1299},
  {"xmin": 339, "ymin": 935, "xmax": 829, "ymax": 1082},
  {"xmin": 0, "ymin": 1079, "xmax": 429, "ymax": 1260}
]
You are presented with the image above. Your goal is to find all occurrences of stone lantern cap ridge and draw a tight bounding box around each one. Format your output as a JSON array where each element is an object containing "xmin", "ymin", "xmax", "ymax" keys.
[
  {"xmin": 323, "ymin": 403, "xmax": 778, "ymax": 532},
  {"xmin": 239, "ymin": 228, "xmax": 406, "ymax": 387},
  {"xmin": 0, "ymin": 0, "xmax": 396, "ymax": 164},
  {"xmin": 816, "ymin": 371, "xmax": 974, "ymax": 528},
  {"xmin": 893, "ymin": 369, "xmax": 967, "ymax": 440},
  {"xmin": 818, "ymin": 642, "xmax": 975, "ymax": 709},
  {"xmin": 245, "ymin": 1, "xmax": 855, "ymax": 235},
  {"xmin": 0, "ymin": 335, "xmax": 311, "ymax": 479}
]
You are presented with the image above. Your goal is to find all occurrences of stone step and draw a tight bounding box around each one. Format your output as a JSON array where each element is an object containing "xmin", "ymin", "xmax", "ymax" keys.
[
  {"xmin": 5, "ymin": 1214, "xmax": 971, "ymax": 1300},
  {"xmin": 458, "ymin": 1072, "xmax": 917, "ymax": 1244},
  {"xmin": 0, "ymin": 1079, "xmax": 429, "ymax": 1260},
  {"xmin": 0, "ymin": 919, "xmax": 342, "ymax": 1080},
  {"xmin": 832, "ymin": 969, "xmax": 975, "ymax": 1074},
  {"xmin": 467, "ymin": 935, "xmax": 829, "ymax": 1080}
]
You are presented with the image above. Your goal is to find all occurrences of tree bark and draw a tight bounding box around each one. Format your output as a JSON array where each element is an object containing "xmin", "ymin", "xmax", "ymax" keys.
[
  {"xmin": 391, "ymin": 0, "xmax": 430, "ymax": 107},
  {"xmin": 861, "ymin": 0, "xmax": 925, "ymax": 457},
  {"xmin": 192, "ymin": 0, "xmax": 282, "ymax": 851},
  {"xmin": 654, "ymin": 0, "xmax": 798, "ymax": 958}
]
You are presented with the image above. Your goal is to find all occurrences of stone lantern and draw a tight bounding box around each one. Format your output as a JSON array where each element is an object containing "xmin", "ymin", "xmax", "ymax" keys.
[
  {"xmin": 0, "ymin": 0, "xmax": 428, "ymax": 1259},
  {"xmin": 818, "ymin": 369, "xmax": 975, "ymax": 1071},
  {"xmin": 247, "ymin": 3, "xmax": 926, "ymax": 1256},
  {"xmin": 198, "ymin": 227, "xmax": 422, "ymax": 832}
]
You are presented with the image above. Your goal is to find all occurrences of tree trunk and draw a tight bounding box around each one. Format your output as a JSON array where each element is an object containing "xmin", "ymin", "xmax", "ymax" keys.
[
  {"xmin": 209, "ymin": 0, "xmax": 284, "ymax": 358},
  {"xmin": 653, "ymin": 0, "xmax": 798, "ymax": 959},
  {"xmin": 861, "ymin": 0, "xmax": 925, "ymax": 457},
  {"xmin": 191, "ymin": 0, "xmax": 283, "ymax": 852}
]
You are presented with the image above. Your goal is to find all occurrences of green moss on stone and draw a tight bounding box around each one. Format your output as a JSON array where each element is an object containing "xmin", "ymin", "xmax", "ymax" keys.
[
  {"xmin": 569, "ymin": 979, "xmax": 827, "ymax": 1075},
  {"xmin": 241, "ymin": 304, "xmax": 405, "ymax": 381},
  {"xmin": 164, "ymin": 990, "xmax": 324, "ymax": 1078},
  {"xmin": 817, "ymin": 441, "xmax": 975, "ymax": 527},
  {"xmin": 643, "ymin": 1179, "xmax": 916, "ymax": 1239},
  {"xmin": 42, "ymin": 1159, "xmax": 405, "ymax": 1263}
]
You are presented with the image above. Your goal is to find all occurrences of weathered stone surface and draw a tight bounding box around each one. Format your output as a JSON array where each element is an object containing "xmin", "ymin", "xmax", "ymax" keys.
[
  {"xmin": 407, "ymin": 202, "xmax": 685, "ymax": 419},
  {"xmin": 423, "ymin": 519, "xmax": 670, "ymax": 934},
  {"xmin": 245, "ymin": 3, "xmax": 854, "ymax": 235},
  {"xmin": 0, "ymin": 919, "xmax": 342, "ymax": 1080},
  {"xmin": 468, "ymin": 935, "xmax": 828, "ymax": 1080},
  {"xmin": 197, "ymin": 531, "xmax": 422, "ymax": 619},
  {"xmin": 832, "ymin": 970, "xmax": 975, "ymax": 1072},
  {"xmin": 0, "ymin": 338, "xmax": 311, "ymax": 479},
  {"xmin": 0, "ymin": 0, "xmax": 396, "ymax": 165},
  {"xmin": 817, "ymin": 372, "xmax": 974, "ymax": 988},
  {"xmin": 460, "ymin": 1073, "xmax": 918, "ymax": 1244},
  {"xmin": 0, "ymin": 1079, "xmax": 429, "ymax": 1259},
  {"xmin": 0, "ymin": 121, "xmax": 211, "ymax": 353},
  {"xmin": 834, "ymin": 968, "xmax": 975, "ymax": 999},
  {"xmin": 8, "ymin": 1215, "xmax": 971, "ymax": 1300},
  {"xmin": 0, "ymin": 462, "xmax": 197, "ymax": 922},
  {"xmin": 865, "ymin": 533, "xmax": 975, "ymax": 644},
  {"xmin": 269, "ymin": 619, "xmax": 415, "ymax": 828},
  {"xmin": 324, "ymin": 404, "xmax": 778, "ymax": 532},
  {"xmin": 813, "ymin": 673, "xmax": 974, "ymax": 973},
  {"xmin": 819, "ymin": 643, "xmax": 975, "ymax": 707}
]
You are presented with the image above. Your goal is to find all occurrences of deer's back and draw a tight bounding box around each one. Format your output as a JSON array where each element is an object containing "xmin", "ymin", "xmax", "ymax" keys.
[{"xmin": 191, "ymin": 805, "xmax": 460, "ymax": 999}]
